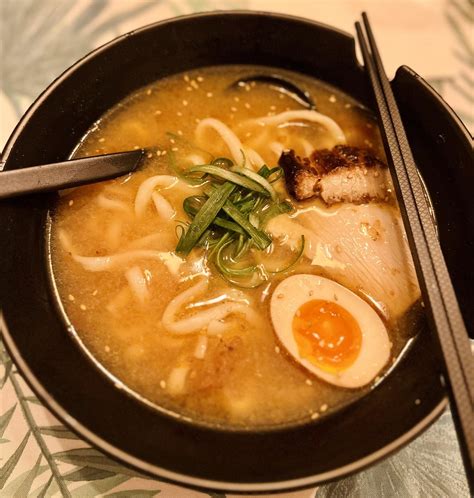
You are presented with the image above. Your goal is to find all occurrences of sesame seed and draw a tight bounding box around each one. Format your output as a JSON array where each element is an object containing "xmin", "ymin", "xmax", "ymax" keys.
[
  {"xmin": 186, "ymin": 86, "xmax": 193, "ymax": 91},
  {"xmin": 195, "ymin": 118, "xmax": 201, "ymax": 124},
  {"xmin": 156, "ymin": 150, "xmax": 162, "ymax": 157},
  {"xmin": 344, "ymin": 103, "xmax": 352, "ymax": 108},
  {"xmin": 171, "ymin": 147, "xmax": 178, "ymax": 152},
  {"xmin": 206, "ymin": 92, "xmax": 213, "ymax": 98},
  {"xmin": 245, "ymin": 132, "xmax": 252, "ymax": 138},
  {"xmin": 197, "ymin": 76, "xmax": 204, "ymax": 82},
  {"xmin": 182, "ymin": 100, "xmax": 188, "ymax": 106},
  {"xmin": 155, "ymin": 110, "xmax": 162, "ymax": 115},
  {"xmin": 177, "ymin": 111, "xmax": 182, "ymax": 116},
  {"xmin": 329, "ymin": 95, "xmax": 337, "ymax": 103},
  {"xmin": 68, "ymin": 200, "xmax": 74, "ymax": 206},
  {"xmin": 161, "ymin": 150, "xmax": 167, "ymax": 156},
  {"xmin": 244, "ymin": 103, "xmax": 251, "ymax": 109},
  {"xmin": 275, "ymin": 346, "xmax": 280, "ymax": 354},
  {"xmin": 133, "ymin": 145, "xmax": 140, "ymax": 150},
  {"xmin": 415, "ymin": 398, "xmax": 421, "ymax": 405},
  {"xmin": 105, "ymin": 345, "xmax": 111, "ymax": 353},
  {"xmin": 160, "ymin": 380, "xmax": 166, "ymax": 389},
  {"xmin": 98, "ymin": 137, "xmax": 105, "ymax": 143},
  {"xmin": 320, "ymin": 403, "xmax": 328, "ymax": 412},
  {"xmin": 311, "ymin": 412, "xmax": 319, "ymax": 420},
  {"xmin": 68, "ymin": 294, "xmax": 75, "ymax": 302},
  {"xmin": 305, "ymin": 379, "xmax": 312, "ymax": 386},
  {"xmin": 177, "ymin": 130, "xmax": 183, "ymax": 136},
  {"xmin": 234, "ymin": 96, "xmax": 240, "ymax": 102},
  {"xmin": 191, "ymin": 80, "xmax": 199, "ymax": 89},
  {"xmin": 80, "ymin": 304, "xmax": 87, "ymax": 311},
  {"xmin": 147, "ymin": 152, "xmax": 153, "ymax": 159},
  {"xmin": 169, "ymin": 138, "xmax": 175, "ymax": 144},
  {"xmin": 184, "ymin": 74, "xmax": 190, "ymax": 82},
  {"xmin": 231, "ymin": 106, "xmax": 237, "ymax": 112},
  {"xmin": 270, "ymin": 105, "xmax": 276, "ymax": 111},
  {"xmin": 92, "ymin": 289, "xmax": 98, "ymax": 296},
  {"xmin": 146, "ymin": 88, "xmax": 152, "ymax": 95}
]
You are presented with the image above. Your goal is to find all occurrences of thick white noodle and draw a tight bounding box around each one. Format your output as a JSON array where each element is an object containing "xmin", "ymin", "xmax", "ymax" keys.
[
  {"xmin": 244, "ymin": 147, "xmax": 265, "ymax": 170},
  {"xmin": 207, "ymin": 319, "xmax": 233, "ymax": 335},
  {"xmin": 151, "ymin": 192, "xmax": 176, "ymax": 220},
  {"xmin": 300, "ymin": 138, "xmax": 314, "ymax": 156},
  {"xmin": 124, "ymin": 266, "xmax": 149, "ymax": 304},
  {"xmin": 194, "ymin": 335, "xmax": 208, "ymax": 359},
  {"xmin": 134, "ymin": 175, "xmax": 177, "ymax": 217},
  {"xmin": 125, "ymin": 232, "xmax": 174, "ymax": 251},
  {"xmin": 105, "ymin": 220, "xmax": 122, "ymax": 251},
  {"xmin": 162, "ymin": 279, "xmax": 259, "ymax": 335},
  {"xmin": 167, "ymin": 365, "xmax": 189, "ymax": 394},
  {"xmin": 58, "ymin": 229, "xmax": 75, "ymax": 253},
  {"xmin": 96, "ymin": 194, "xmax": 130, "ymax": 214},
  {"xmin": 73, "ymin": 250, "xmax": 168, "ymax": 272},
  {"xmin": 269, "ymin": 141, "xmax": 285, "ymax": 158},
  {"xmin": 195, "ymin": 118, "xmax": 249, "ymax": 165},
  {"xmin": 250, "ymin": 110, "xmax": 346, "ymax": 144}
]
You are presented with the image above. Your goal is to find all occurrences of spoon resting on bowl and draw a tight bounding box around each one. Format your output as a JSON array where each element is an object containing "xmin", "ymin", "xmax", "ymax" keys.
[{"xmin": 0, "ymin": 149, "xmax": 144, "ymax": 200}]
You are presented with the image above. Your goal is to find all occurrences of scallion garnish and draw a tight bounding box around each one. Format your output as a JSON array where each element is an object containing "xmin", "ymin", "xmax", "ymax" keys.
[{"xmin": 173, "ymin": 150, "xmax": 301, "ymax": 286}]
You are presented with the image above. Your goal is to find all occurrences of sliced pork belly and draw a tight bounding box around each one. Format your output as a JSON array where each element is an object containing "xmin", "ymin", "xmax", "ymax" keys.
[
  {"xmin": 279, "ymin": 145, "xmax": 393, "ymax": 205},
  {"xmin": 267, "ymin": 203, "xmax": 420, "ymax": 319}
]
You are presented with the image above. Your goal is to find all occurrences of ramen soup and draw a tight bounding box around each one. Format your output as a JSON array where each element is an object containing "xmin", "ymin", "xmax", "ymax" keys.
[{"xmin": 51, "ymin": 66, "xmax": 421, "ymax": 427}]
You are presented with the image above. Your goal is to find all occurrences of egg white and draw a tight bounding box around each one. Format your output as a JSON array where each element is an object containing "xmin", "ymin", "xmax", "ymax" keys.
[{"xmin": 270, "ymin": 274, "xmax": 391, "ymax": 388}]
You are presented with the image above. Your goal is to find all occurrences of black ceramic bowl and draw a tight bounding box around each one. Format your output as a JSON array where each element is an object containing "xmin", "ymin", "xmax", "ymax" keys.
[{"xmin": 1, "ymin": 11, "xmax": 473, "ymax": 493}]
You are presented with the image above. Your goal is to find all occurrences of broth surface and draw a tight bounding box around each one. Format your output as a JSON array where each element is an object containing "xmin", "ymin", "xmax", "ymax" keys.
[{"xmin": 51, "ymin": 66, "xmax": 419, "ymax": 427}]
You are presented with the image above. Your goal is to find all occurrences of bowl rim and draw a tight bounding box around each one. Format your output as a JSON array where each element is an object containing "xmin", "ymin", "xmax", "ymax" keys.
[{"xmin": 0, "ymin": 9, "xmax": 449, "ymax": 492}]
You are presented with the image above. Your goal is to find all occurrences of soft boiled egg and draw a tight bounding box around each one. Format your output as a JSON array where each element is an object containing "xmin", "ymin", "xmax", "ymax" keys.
[{"xmin": 270, "ymin": 274, "xmax": 391, "ymax": 388}]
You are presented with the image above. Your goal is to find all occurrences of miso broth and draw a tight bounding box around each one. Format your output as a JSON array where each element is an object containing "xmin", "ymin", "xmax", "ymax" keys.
[{"xmin": 51, "ymin": 66, "xmax": 420, "ymax": 427}]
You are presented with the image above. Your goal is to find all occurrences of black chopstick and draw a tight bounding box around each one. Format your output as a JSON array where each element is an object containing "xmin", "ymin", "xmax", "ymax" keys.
[
  {"xmin": 356, "ymin": 13, "xmax": 474, "ymax": 486},
  {"xmin": 0, "ymin": 150, "xmax": 144, "ymax": 200}
]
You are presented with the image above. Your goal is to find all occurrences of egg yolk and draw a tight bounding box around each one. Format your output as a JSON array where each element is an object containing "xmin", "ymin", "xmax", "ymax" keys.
[{"xmin": 292, "ymin": 299, "xmax": 362, "ymax": 373}]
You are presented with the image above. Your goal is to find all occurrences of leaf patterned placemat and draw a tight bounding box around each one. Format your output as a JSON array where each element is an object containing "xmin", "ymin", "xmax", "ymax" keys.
[{"xmin": 0, "ymin": 1, "xmax": 472, "ymax": 496}]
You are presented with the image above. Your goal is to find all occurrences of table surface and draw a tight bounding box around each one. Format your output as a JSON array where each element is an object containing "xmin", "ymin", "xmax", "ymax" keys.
[{"xmin": 0, "ymin": 0, "xmax": 472, "ymax": 496}]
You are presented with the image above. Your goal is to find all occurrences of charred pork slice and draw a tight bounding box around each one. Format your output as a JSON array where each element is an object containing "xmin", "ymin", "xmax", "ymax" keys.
[{"xmin": 279, "ymin": 145, "xmax": 392, "ymax": 205}]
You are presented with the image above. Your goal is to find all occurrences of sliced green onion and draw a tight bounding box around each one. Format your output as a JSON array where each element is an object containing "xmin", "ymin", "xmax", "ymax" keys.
[
  {"xmin": 222, "ymin": 200, "xmax": 272, "ymax": 250},
  {"xmin": 266, "ymin": 235, "xmax": 305, "ymax": 274},
  {"xmin": 187, "ymin": 165, "xmax": 269, "ymax": 195},
  {"xmin": 167, "ymin": 150, "xmax": 207, "ymax": 186},
  {"xmin": 234, "ymin": 237, "xmax": 253, "ymax": 261},
  {"xmin": 230, "ymin": 166, "xmax": 277, "ymax": 200},
  {"xmin": 176, "ymin": 182, "xmax": 235, "ymax": 255},
  {"xmin": 216, "ymin": 241, "xmax": 258, "ymax": 277},
  {"xmin": 183, "ymin": 195, "xmax": 247, "ymax": 235}
]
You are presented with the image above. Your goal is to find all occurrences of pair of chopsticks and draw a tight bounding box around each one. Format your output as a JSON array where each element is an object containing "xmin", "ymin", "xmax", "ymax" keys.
[{"xmin": 356, "ymin": 13, "xmax": 473, "ymax": 485}]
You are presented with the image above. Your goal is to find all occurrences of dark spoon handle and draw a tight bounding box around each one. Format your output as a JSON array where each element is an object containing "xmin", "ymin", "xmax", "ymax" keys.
[{"xmin": 0, "ymin": 150, "xmax": 144, "ymax": 200}]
